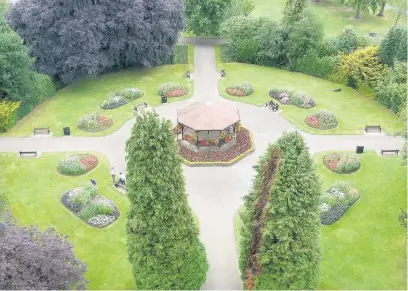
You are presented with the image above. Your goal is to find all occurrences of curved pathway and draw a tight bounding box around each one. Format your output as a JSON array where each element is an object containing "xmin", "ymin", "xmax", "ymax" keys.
[{"xmin": 0, "ymin": 45, "xmax": 404, "ymax": 290}]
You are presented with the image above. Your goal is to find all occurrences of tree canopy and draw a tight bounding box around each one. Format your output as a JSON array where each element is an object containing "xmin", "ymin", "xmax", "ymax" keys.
[
  {"xmin": 7, "ymin": 0, "xmax": 185, "ymax": 84},
  {"xmin": 240, "ymin": 131, "xmax": 321, "ymax": 290},
  {"xmin": 125, "ymin": 111, "xmax": 208, "ymax": 289},
  {"xmin": 282, "ymin": 0, "xmax": 308, "ymax": 24}
]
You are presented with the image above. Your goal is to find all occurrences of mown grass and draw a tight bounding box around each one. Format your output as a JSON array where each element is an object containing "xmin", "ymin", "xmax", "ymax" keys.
[{"xmin": 234, "ymin": 150, "xmax": 407, "ymax": 290}]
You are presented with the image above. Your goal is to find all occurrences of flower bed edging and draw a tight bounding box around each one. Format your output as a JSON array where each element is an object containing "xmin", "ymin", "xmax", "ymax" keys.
[{"xmin": 180, "ymin": 130, "xmax": 255, "ymax": 167}]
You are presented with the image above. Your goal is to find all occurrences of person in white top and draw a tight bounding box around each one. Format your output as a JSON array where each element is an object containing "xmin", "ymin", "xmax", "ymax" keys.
[
  {"xmin": 110, "ymin": 167, "xmax": 115, "ymax": 184},
  {"xmin": 119, "ymin": 172, "xmax": 126, "ymax": 186}
]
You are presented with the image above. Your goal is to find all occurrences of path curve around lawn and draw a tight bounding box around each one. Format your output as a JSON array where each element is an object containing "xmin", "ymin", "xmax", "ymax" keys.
[{"xmin": 0, "ymin": 45, "xmax": 404, "ymax": 290}]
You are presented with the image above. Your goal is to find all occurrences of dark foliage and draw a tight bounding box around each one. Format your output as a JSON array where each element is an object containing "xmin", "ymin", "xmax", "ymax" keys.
[
  {"xmin": 320, "ymin": 204, "xmax": 349, "ymax": 225},
  {"xmin": 379, "ymin": 26, "xmax": 407, "ymax": 67},
  {"xmin": 0, "ymin": 216, "xmax": 87, "ymax": 289},
  {"xmin": 7, "ymin": 0, "xmax": 185, "ymax": 84}
]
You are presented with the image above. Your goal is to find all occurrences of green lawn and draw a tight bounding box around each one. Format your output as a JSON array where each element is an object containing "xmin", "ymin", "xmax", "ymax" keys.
[
  {"xmin": 217, "ymin": 62, "xmax": 403, "ymax": 135},
  {"xmin": 0, "ymin": 152, "xmax": 134, "ymax": 289},
  {"xmin": 251, "ymin": 0, "xmax": 406, "ymax": 38},
  {"xmin": 234, "ymin": 150, "xmax": 407, "ymax": 289},
  {"xmin": 3, "ymin": 54, "xmax": 194, "ymax": 137}
]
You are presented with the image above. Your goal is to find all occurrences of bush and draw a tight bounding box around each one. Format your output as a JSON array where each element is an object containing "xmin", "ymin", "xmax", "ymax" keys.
[
  {"xmin": 100, "ymin": 88, "xmax": 144, "ymax": 110},
  {"xmin": 57, "ymin": 154, "xmax": 99, "ymax": 176},
  {"xmin": 290, "ymin": 93, "xmax": 316, "ymax": 109},
  {"xmin": 305, "ymin": 111, "xmax": 338, "ymax": 130},
  {"xmin": 173, "ymin": 45, "xmax": 188, "ymax": 64},
  {"xmin": 323, "ymin": 152, "xmax": 360, "ymax": 174},
  {"xmin": 158, "ymin": 83, "xmax": 188, "ymax": 98},
  {"xmin": 269, "ymin": 88, "xmax": 292, "ymax": 104},
  {"xmin": 77, "ymin": 112, "xmax": 113, "ymax": 132},
  {"xmin": 379, "ymin": 26, "xmax": 407, "ymax": 67},
  {"xmin": 0, "ymin": 100, "xmax": 21, "ymax": 132},
  {"xmin": 294, "ymin": 50, "xmax": 340, "ymax": 79},
  {"xmin": 332, "ymin": 25, "xmax": 358, "ymax": 54},
  {"xmin": 320, "ymin": 181, "xmax": 360, "ymax": 225},
  {"xmin": 226, "ymin": 82, "xmax": 254, "ymax": 96}
]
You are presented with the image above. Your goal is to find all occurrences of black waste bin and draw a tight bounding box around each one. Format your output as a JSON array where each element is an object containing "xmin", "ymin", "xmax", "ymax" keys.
[
  {"xmin": 161, "ymin": 96, "xmax": 167, "ymax": 103},
  {"xmin": 63, "ymin": 127, "xmax": 71, "ymax": 136},
  {"xmin": 356, "ymin": 145, "xmax": 364, "ymax": 154}
]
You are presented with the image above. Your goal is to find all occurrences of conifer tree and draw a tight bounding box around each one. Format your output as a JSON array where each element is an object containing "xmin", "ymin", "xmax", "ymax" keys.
[
  {"xmin": 125, "ymin": 111, "xmax": 208, "ymax": 289},
  {"xmin": 240, "ymin": 131, "xmax": 321, "ymax": 290},
  {"xmin": 282, "ymin": 0, "xmax": 308, "ymax": 24}
]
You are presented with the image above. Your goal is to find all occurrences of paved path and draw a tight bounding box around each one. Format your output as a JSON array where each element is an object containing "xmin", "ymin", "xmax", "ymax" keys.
[{"xmin": 0, "ymin": 45, "xmax": 404, "ymax": 290}]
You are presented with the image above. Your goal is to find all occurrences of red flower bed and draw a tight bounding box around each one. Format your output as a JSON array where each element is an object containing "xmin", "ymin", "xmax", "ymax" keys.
[
  {"xmin": 96, "ymin": 116, "xmax": 113, "ymax": 127},
  {"xmin": 165, "ymin": 88, "xmax": 188, "ymax": 97},
  {"xmin": 179, "ymin": 128, "xmax": 253, "ymax": 163},
  {"xmin": 305, "ymin": 115, "xmax": 320, "ymax": 128},
  {"xmin": 224, "ymin": 135, "xmax": 232, "ymax": 143},
  {"xmin": 79, "ymin": 154, "xmax": 99, "ymax": 171},
  {"xmin": 200, "ymin": 140, "xmax": 209, "ymax": 146},
  {"xmin": 226, "ymin": 88, "xmax": 245, "ymax": 97}
]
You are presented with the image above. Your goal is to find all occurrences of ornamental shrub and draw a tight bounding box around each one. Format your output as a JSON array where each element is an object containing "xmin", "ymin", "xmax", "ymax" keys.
[
  {"xmin": 320, "ymin": 181, "xmax": 360, "ymax": 225},
  {"xmin": 290, "ymin": 92, "xmax": 316, "ymax": 108},
  {"xmin": 158, "ymin": 83, "xmax": 188, "ymax": 98},
  {"xmin": 100, "ymin": 95, "xmax": 128, "ymax": 110},
  {"xmin": 77, "ymin": 112, "xmax": 113, "ymax": 132},
  {"xmin": 0, "ymin": 100, "xmax": 21, "ymax": 132},
  {"xmin": 57, "ymin": 154, "xmax": 98, "ymax": 176},
  {"xmin": 226, "ymin": 82, "xmax": 254, "ymax": 96},
  {"xmin": 269, "ymin": 88, "xmax": 292, "ymax": 104},
  {"xmin": 379, "ymin": 26, "xmax": 407, "ymax": 67},
  {"xmin": 239, "ymin": 131, "xmax": 321, "ymax": 289},
  {"xmin": 332, "ymin": 25, "xmax": 358, "ymax": 54},
  {"xmin": 323, "ymin": 152, "xmax": 360, "ymax": 174},
  {"xmin": 305, "ymin": 111, "xmax": 338, "ymax": 130},
  {"xmin": 126, "ymin": 111, "xmax": 208, "ymax": 289},
  {"xmin": 294, "ymin": 50, "xmax": 340, "ymax": 79}
]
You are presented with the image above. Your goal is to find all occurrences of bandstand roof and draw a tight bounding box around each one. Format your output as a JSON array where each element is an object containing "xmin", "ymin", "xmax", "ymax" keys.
[{"xmin": 177, "ymin": 102, "xmax": 240, "ymax": 131}]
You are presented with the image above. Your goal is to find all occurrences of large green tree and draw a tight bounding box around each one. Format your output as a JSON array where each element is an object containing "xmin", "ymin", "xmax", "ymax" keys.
[
  {"xmin": 185, "ymin": 0, "xmax": 231, "ymax": 35},
  {"xmin": 240, "ymin": 131, "xmax": 321, "ymax": 290},
  {"xmin": 379, "ymin": 26, "xmax": 407, "ymax": 67},
  {"xmin": 337, "ymin": 0, "xmax": 380, "ymax": 18},
  {"xmin": 282, "ymin": 0, "xmax": 308, "ymax": 24},
  {"xmin": 125, "ymin": 111, "xmax": 208, "ymax": 289}
]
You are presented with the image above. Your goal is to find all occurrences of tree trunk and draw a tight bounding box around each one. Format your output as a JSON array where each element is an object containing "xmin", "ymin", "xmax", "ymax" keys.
[
  {"xmin": 355, "ymin": 3, "xmax": 361, "ymax": 19},
  {"xmin": 377, "ymin": 1, "xmax": 386, "ymax": 17}
]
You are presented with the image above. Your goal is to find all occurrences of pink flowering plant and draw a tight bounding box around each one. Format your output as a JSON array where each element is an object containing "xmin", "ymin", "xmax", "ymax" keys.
[{"xmin": 158, "ymin": 83, "xmax": 188, "ymax": 97}]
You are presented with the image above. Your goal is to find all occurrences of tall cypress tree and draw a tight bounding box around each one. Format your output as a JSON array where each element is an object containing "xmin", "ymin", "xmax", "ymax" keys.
[
  {"xmin": 240, "ymin": 131, "xmax": 321, "ymax": 290},
  {"xmin": 282, "ymin": 0, "xmax": 307, "ymax": 24},
  {"xmin": 125, "ymin": 111, "xmax": 208, "ymax": 289}
]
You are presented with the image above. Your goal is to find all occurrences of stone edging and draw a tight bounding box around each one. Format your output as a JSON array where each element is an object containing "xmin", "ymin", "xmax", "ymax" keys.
[{"xmin": 181, "ymin": 131, "xmax": 255, "ymax": 167}]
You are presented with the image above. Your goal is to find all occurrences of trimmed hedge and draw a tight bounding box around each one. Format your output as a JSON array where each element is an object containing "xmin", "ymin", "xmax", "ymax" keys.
[
  {"xmin": 0, "ymin": 100, "xmax": 21, "ymax": 132},
  {"xmin": 323, "ymin": 152, "xmax": 360, "ymax": 174},
  {"xmin": 226, "ymin": 82, "xmax": 254, "ymax": 96},
  {"xmin": 320, "ymin": 181, "xmax": 360, "ymax": 225},
  {"xmin": 305, "ymin": 111, "xmax": 338, "ymax": 130}
]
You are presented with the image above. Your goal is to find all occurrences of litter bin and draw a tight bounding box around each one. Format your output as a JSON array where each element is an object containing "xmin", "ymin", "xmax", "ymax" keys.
[
  {"xmin": 63, "ymin": 127, "xmax": 71, "ymax": 136},
  {"xmin": 356, "ymin": 145, "xmax": 364, "ymax": 154},
  {"xmin": 161, "ymin": 96, "xmax": 167, "ymax": 103}
]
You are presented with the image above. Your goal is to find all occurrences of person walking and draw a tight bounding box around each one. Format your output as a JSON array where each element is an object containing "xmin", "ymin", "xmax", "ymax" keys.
[
  {"xmin": 119, "ymin": 172, "xmax": 126, "ymax": 186},
  {"xmin": 110, "ymin": 167, "xmax": 116, "ymax": 184}
]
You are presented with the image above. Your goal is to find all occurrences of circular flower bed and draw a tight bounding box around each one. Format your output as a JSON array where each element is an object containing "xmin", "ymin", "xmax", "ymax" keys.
[
  {"xmin": 100, "ymin": 88, "xmax": 144, "ymax": 110},
  {"xmin": 269, "ymin": 88, "xmax": 292, "ymax": 104},
  {"xmin": 320, "ymin": 181, "xmax": 360, "ymax": 225},
  {"xmin": 290, "ymin": 93, "xmax": 316, "ymax": 109},
  {"xmin": 179, "ymin": 128, "xmax": 254, "ymax": 165},
  {"xmin": 78, "ymin": 112, "xmax": 113, "ymax": 132},
  {"xmin": 323, "ymin": 152, "xmax": 360, "ymax": 173},
  {"xmin": 226, "ymin": 82, "xmax": 254, "ymax": 97},
  {"xmin": 61, "ymin": 184, "xmax": 119, "ymax": 228},
  {"xmin": 158, "ymin": 83, "xmax": 188, "ymax": 98},
  {"xmin": 305, "ymin": 111, "xmax": 338, "ymax": 130},
  {"xmin": 57, "ymin": 154, "xmax": 98, "ymax": 176}
]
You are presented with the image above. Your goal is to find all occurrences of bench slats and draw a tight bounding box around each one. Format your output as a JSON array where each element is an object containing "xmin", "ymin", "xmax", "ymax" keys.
[
  {"xmin": 365, "ymin": 125, "xmax": 381, "ymax": 133},
  {"xmin": 381, "ymin": 149, "xmax": 399, "ymax": 156},
  {"xmin": 19, "ymin": 151, "xmax": 38, "ymax": 157},
  {"xmin": 33, "ymin": 127, "xmax": 50, "ymax": 135}
]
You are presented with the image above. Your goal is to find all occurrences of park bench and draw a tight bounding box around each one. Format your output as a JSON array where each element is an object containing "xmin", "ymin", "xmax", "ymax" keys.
[
  {"xmin": 19, "ymin": 151, "xmax": 38, "ymax": 157},
  {"xmin": 33, "ymin": 127, "xmax": 50, "ymax": 135},
  {"xmin": 381, "ymin": 149, "xmax": 399, "ymax": 156},
  {"xmin": 365, "ymin": 125, "xmax": 381, "ymax": 133},
  {"xmin": 185, "ymin": 70, "xmax": 190, "ymax": 79},
  {"xmin": 220, "ymin": 69, "xmax": 226, "ymax": 78},
  {"xmin": 115, "ymin": 182, "xmax": 127, "ymax": 191}
]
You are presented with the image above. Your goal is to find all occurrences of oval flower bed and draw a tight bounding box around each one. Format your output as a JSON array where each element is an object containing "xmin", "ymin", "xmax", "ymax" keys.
[
  {"xmin": 305, "ymin": 110, "xmax": 338, "ymax": 130},
  {"xmin": 57, "ymin": 154, "xmax": 98, "ymax": 176},
  {"xmin": 77, "ymin": 112, "xmax": 113, "ymax": 132},
  {"xmin": 158, "ymin": 83, "xmax": 188, "ymax": 97},
  {"xmin": 269, "ymin": 88, "xmax": 292, "ymax": 104},
  {"xmin": 61, "ymin": 184, "xmax": 119, "ymax": 228},
  {"xmin": 323, "ymin": 152, "xmax": 360, "ymax": 173},
  {"xmin": 320, "ymin": 181, "xmax": 360, "ymax": 225},
  {"xmin": 226, "ymin": 82, "xmax": 254, "ymax": 97},
  {"xmin": 290, "ymin": 93, "xmax": 316, "ymax": 109},
  {"xmin": 100, "ymin": 88, "xmax": 144, "ymax": 110},
  {"xmin": 179, "ymin": 127, "xmax": 254, "ymax": 166}
]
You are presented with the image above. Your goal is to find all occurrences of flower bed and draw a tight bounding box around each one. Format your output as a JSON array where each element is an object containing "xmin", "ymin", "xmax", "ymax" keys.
[
  {"xmin": 158, "ymin": 83, "xmax": 188, "ymax": 98},
  {"xmin": 226, "ymin": 82, "xmax": 254, "ymax": 97},
  {"xmin": 61, "ymin": 184, "xmax": 119, "ymax": 228},
  {"xmin": 323, "ymin": 152, "xmax": 360, "ymax": 173},
  {"xmin": 269, "ymin": 88, "xmax": 292, "ymax": 104},
  {"xmin": 179, "ymin": 128, "xmax": 254, "ymax": 166},
  {"xmin": 320, "ymin": 181, "xmax": 360, "ymax": 225},
  {"xmin": 305, "ymin": 111, "xmax": 338, "ymax": 130},
  {"xmin": 290, "ymin": 93, "xmax": 316, "ymax": 109},
  {"xmin": 100, "ymin": 88, "xmax": 144, "ymax": 110},
  {"xmin": 77, "ymin": 112, "xmax": 113, "ymax": 132},
  {"xmin": 57, "ymin": 154, "xmax": 98, "ymax": 176}
]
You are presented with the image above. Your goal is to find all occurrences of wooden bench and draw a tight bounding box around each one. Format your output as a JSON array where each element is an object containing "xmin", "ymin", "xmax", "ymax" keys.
[
  {"xmin": 19, "ymin": 151, "xmax": 38, "ymax": 157},
  {"xmin": 185, "ymin": 70, "xmax": 190, "ymax": 79},
  {"xmin": 365, "ymin": 125, "xmax": 381, "ymax": 133},
  {"xmin": 220, "ymin": 69, "xmax": 226, "ymax": 78},
  {"xmin": 381, "ymin": 149, "xmax": 399, "ymax": 156},
  {"xmin": 33, "ymin": 127, "xmax": 50, "ymax": 135}
]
